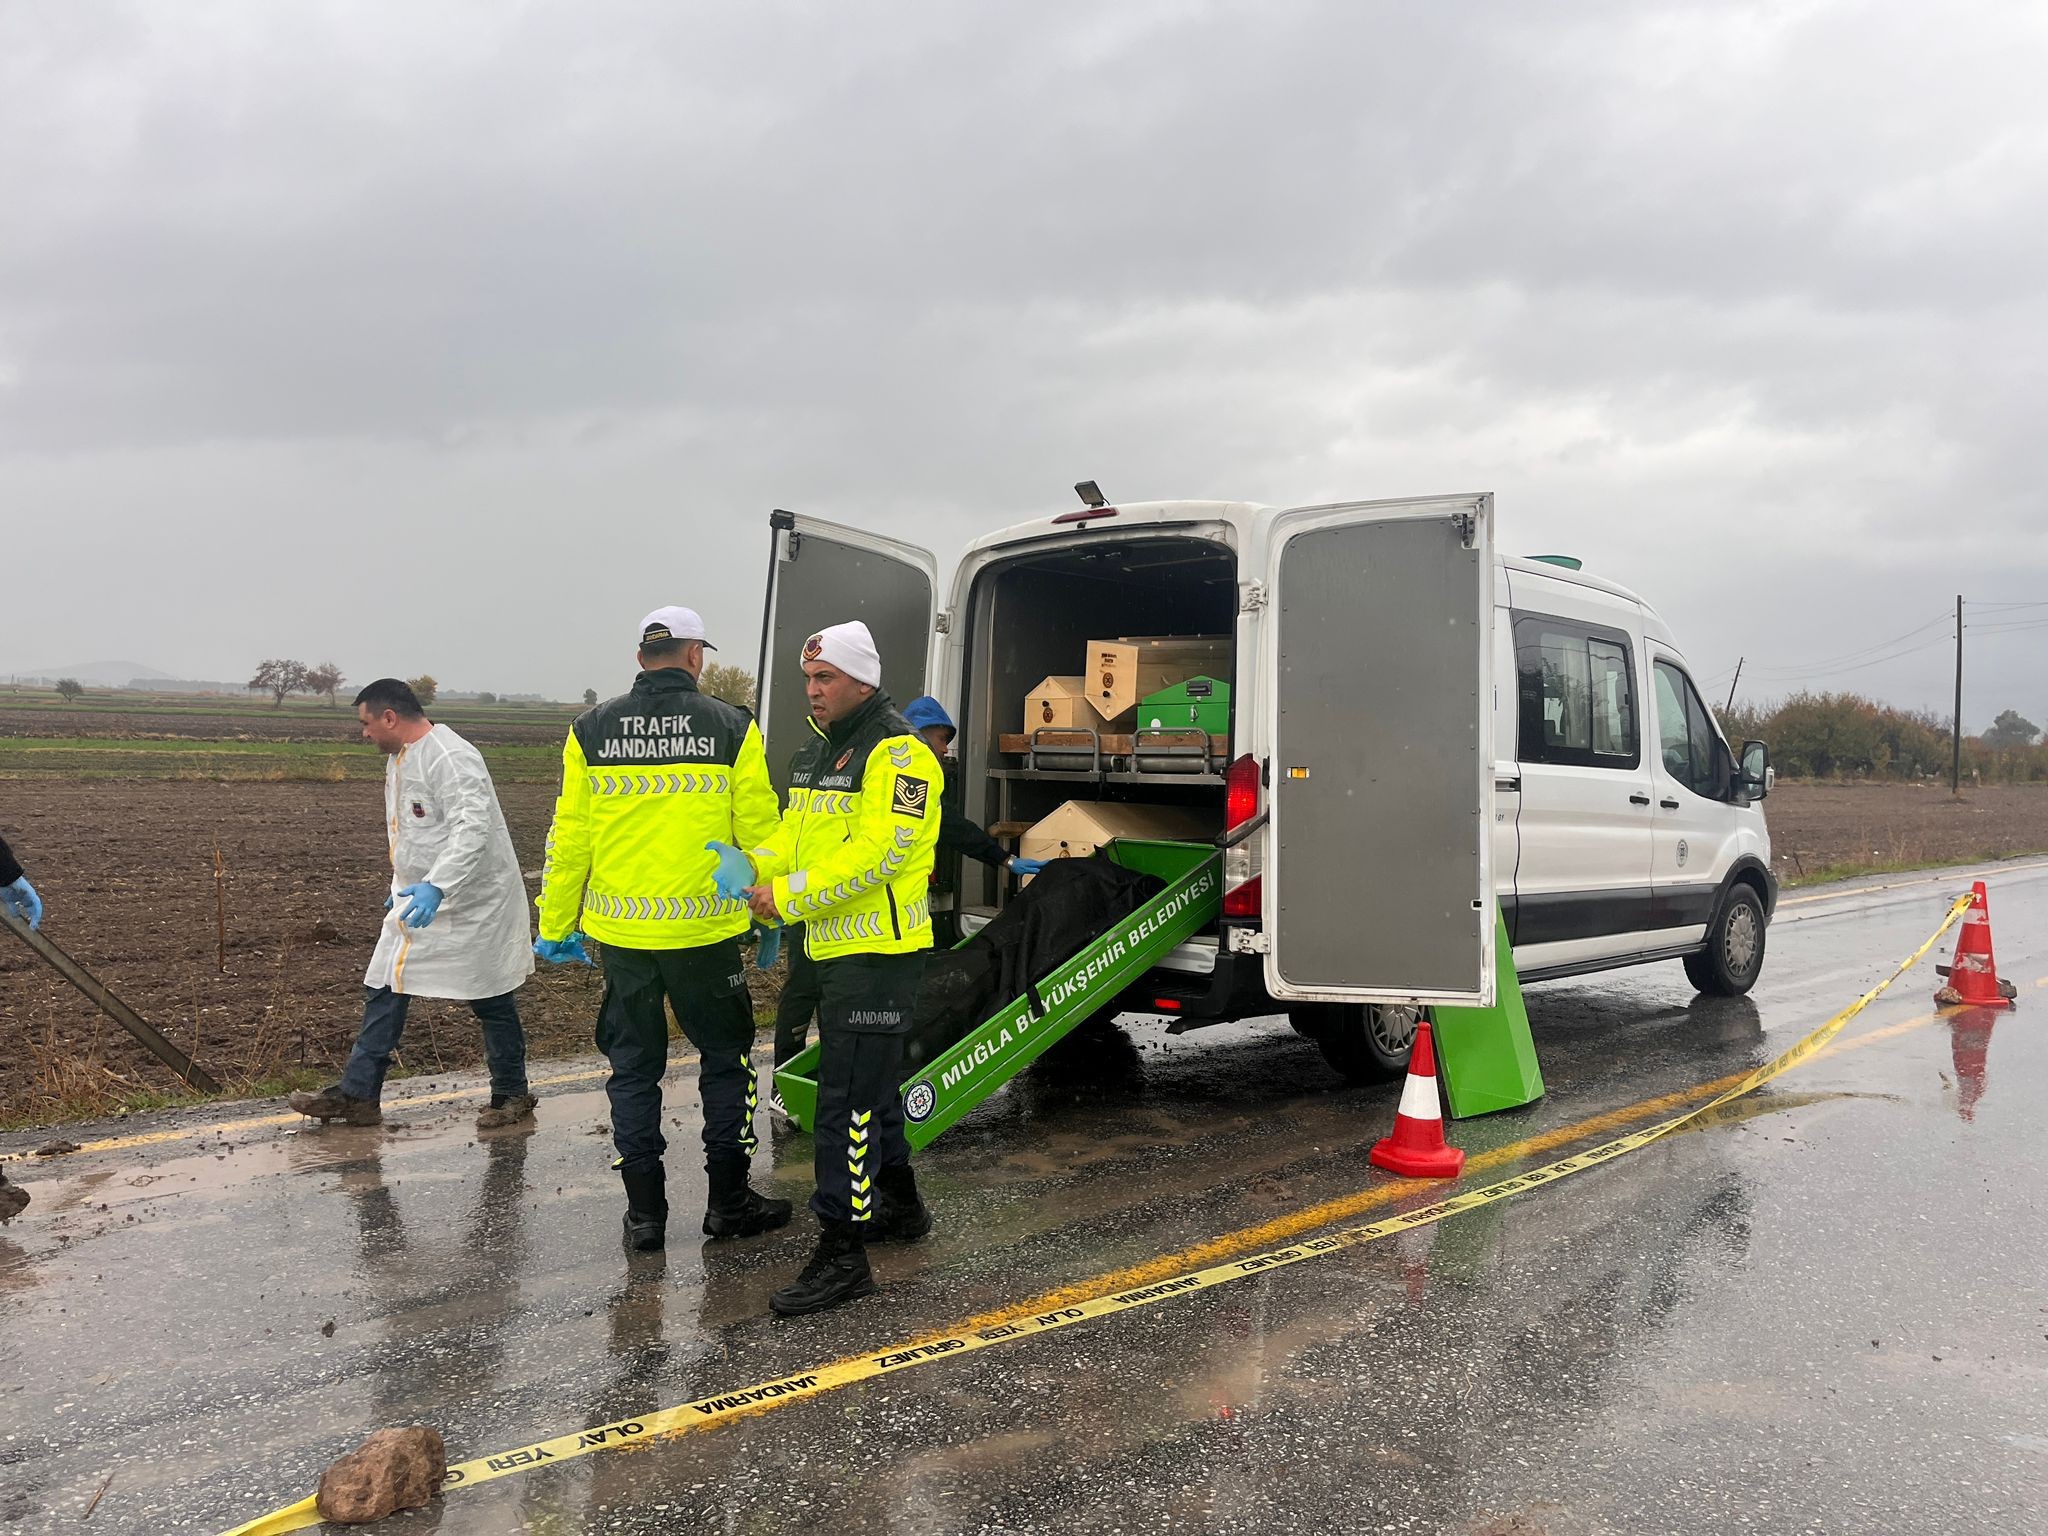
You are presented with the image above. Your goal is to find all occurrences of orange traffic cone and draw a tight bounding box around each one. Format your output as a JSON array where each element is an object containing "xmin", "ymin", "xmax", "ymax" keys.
[
  {"xmin": 1935, "ymin": 881, "xmax": 2018, "ymax": 1009},
  {"xmin": 1369, "ymin": 1020, "xmax": 1465, "ymax": 1179}
]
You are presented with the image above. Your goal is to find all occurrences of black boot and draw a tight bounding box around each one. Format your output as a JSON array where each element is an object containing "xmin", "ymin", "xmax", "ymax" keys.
[
  {"xmin": 620, "ymin": 1164, "xmax": 668, "ymax": 1251},
  {"xmin": 870, "ymin": 1162, "xmax": 931, "ymax": 1244},
  {"xmin": 769, "ymin": 1219, "xmax": 875, "ymax": 1317},
  {"xmin": 702, "ymin": 1154, "xmax": 793, "ymax": 1240}
]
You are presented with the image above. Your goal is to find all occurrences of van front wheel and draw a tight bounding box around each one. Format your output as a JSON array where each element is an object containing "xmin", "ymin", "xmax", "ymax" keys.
[
  {"xmin": 1683, "ymin": 884, "xmax": 1766, "ymax": 996},
  {"xmin": 1288, "ymin": 1003, "xmax": 1419, "ymax": 1082}
]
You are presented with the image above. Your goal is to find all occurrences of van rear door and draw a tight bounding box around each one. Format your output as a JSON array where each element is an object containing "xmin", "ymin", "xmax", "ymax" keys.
[
  {"xmin": 755, "ymin": 510, "xmax": 939, "ymax": 782},
  {"xmin": 1261, "ymin": 495, "xmax": 1496, "ymax": 1006}
]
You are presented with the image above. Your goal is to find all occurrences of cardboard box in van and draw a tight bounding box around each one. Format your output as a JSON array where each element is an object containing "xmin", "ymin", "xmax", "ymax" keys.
[
  {"xmin": 1087, "ymin": 636, "xmax": 1230, "ymax": 723},
  {"xmin": 1019, "ymin": 800, "xmax": 1214, "ymax": 865},
  {"xmin": 1023, "ymin": 676, "xmax": 1098, "ymax": 732}
]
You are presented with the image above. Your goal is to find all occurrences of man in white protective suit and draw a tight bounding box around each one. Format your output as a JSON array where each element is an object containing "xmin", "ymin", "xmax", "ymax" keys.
[{"xmin": 290, "ymin": 677, "xmax": 538, "ymax": 1130}]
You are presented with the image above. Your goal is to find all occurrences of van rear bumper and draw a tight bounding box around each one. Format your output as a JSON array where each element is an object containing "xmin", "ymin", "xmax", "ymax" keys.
[{"xmin": 1127, "ymin": 931, "xmax": 1272, "ymax": 1022}]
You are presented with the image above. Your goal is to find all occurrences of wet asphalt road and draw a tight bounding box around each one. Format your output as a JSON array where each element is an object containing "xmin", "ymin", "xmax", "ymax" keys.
[{"xmin": 4, "ymin": 862, "xmax": 2047, "ymax": 1536}]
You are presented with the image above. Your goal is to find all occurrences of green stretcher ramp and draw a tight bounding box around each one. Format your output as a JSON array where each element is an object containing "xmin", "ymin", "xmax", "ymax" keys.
[
  {"xmin": 773, "ymin": 839, "xmax": 1221, "ymax": 1150},
  {"xmin": 1430, "ymin": 905, "xmax": 1544, "ymax": 1118}
]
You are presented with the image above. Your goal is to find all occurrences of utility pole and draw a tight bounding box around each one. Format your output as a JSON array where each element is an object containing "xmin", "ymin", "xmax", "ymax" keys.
[
  {"xmin": 1951, "ymin": 594, "xmax": 1964, "ymax": 796},
  {"xmin": 1724, "ymin": 657, "xmax": 1744, "ymax": 714}
]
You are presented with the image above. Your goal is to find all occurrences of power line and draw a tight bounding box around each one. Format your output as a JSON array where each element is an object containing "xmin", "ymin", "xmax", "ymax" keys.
[
  {"xmin": 1744, "ymin": 633, "xmax": 1953, "ymax": 682},
  {"xmin": 1739, "ymin": 611, "xmax": 1952, "ymax": 677}
]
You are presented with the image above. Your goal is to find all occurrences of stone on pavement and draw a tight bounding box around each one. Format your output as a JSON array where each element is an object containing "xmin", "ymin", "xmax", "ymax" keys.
[{"xmin": 315, "ymin": 1426, "xmax": 447, "ymax": 1524}]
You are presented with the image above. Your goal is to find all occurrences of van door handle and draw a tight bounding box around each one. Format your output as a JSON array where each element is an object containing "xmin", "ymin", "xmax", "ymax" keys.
[
  {"xmin": 1660, "ymin": 798, "xmax": 1680, "ymax": 810},
  {"xmin": 1628, "ymin": 793, "xmax": 1651, "ymax": 806}
]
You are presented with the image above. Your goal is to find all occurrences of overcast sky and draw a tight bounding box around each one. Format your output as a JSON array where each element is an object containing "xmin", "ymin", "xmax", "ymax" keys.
[{"xmin": 4, "ymin": 1, "xmax": 2045, "ymax": 724}]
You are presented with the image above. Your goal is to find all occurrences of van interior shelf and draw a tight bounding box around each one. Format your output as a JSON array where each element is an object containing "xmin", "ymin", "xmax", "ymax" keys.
[{"xmin": 987, "ymin": 767, "xmax": 1226, "ymax": 786}]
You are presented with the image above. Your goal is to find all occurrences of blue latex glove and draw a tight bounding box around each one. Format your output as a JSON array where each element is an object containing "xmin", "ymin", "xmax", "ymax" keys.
[
  {"xmin": 395, "ymin": 882, "xmax": 443, "ymax": 928},
  {"xmin": 705, "ymin": 841, "xmax": 756, "ymax": 903},
  {"xmin": 1, "ymin": 876, "xmax": 43, "ymax": 930},
  {"xmin": 1007, "ymin": 857, "xmax": 1047, "ymax": 877},
  {"xmin": 752, "ymin": 923, "xmax": 782, "ymax": 971},
  {"xmin": 535, "ymin": 932, "xmax": 595, "ymax": 966}
]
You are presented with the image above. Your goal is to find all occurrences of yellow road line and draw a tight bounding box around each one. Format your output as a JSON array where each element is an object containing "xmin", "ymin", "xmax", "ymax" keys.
[{"xmin": 218, "ymin": 899, "xmax": 1980, "ymax": 1536}]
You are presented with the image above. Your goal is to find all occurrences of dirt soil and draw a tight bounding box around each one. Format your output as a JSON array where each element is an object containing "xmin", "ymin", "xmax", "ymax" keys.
[
  {"xmin": 1761, "ymin": 780, "xmax": 2048, "ymax": 881},
  {"xmin": 0, "ymin": 780, "xmax": 785, "ymax": 1122},
  {"xmin": 3, "ymin": 778, "xmax": 2045, "ymax": 1122}
]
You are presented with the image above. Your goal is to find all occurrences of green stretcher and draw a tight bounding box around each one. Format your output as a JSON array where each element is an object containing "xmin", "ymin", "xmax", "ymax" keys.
[
  {"xmin": 773, "ymin": 839, "xmax": 1221, "ymax": 1150},
  {"xmin": 771, "ymin": 843, "xmax": 1544, "ymax": 1148}
]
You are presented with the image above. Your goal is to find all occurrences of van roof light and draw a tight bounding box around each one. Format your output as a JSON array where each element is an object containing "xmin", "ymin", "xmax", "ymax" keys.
[
  {"xmin": 1052, "ymin": 507, "xmax": 1119, "ymax": 524},
  {"xmin": 1529, "ymin": 554, "xmax": 1583, "ymax": 570},
  {"xmin": 1074, "ymin": 480, "xmax": 1107, "ymax": 508}
]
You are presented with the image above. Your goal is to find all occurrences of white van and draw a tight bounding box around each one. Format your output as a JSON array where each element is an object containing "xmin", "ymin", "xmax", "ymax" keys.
[{"xmin": 754, "ymin": 492, "xmax": 1775, "ymax": 1080}]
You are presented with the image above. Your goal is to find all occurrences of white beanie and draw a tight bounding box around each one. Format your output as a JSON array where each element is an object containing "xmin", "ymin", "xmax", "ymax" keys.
[{"xmin": 801, "ymin": 620, "xmax": 882, "ymax": 688}]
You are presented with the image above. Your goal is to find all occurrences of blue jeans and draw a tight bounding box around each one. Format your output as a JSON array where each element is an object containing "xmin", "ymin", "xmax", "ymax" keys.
[{"xmin": 339, "ymin": 987, "xmax": 529, "ymax": 1103}]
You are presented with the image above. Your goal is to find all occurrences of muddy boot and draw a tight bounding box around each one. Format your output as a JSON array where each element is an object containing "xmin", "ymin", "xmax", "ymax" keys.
[
  {"xmin": 702, "ymin": 1154, "xmax": 793, "ymax": 1240},
  {"xmin": 0, "ymin": 1167, "xmax": 27, "ymax": 1223},
  {"xmin": 620, "ymin": 1165, "xmax": 668, "ymax": 1252},
  {"xmin": 770, "ymin": 1219, "xmax": 875, "ymax": 1317},
  {"xmin": 289, "ymin": 1085, "xmax": 382, "ymax": 1126},
  {"xmin": 870, "ymin": 1162, "xmax": 931, "ymax": 1244},
  {"xmin": 475, "ymin": 1093, "xmax": 538, "ymax": 1131}
]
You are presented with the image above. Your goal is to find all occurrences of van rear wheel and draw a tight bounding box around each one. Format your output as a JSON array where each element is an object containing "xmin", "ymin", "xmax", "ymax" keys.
[
  {"xmin": 1683, "ymin": 884, "xmax": 1766, "ymax": 996},
  {"xmin": 1288, "ymin": 1003, "xmax": 1418, "ymax": 1082}
]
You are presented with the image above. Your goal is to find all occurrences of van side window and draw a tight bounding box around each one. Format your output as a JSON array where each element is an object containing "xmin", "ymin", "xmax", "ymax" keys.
[
  {"xmin": 1654, "ymin": 659, "xmax": 1728, "ymax": 799},
  {"xmin": 1512, "ymin": 613, "xmax": 1640, "ymax": 770}
]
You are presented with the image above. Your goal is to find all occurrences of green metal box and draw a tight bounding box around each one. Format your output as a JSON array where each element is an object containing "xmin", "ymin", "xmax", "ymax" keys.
[{"xmin": 1137, "ymin": 675, "xmax": 1231, "ymax": 736}]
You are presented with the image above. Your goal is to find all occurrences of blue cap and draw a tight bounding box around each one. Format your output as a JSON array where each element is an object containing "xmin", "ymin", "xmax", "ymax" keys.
[{"xmin": 903, "ymin": 695, "xmax": 954, "ymax": 733}]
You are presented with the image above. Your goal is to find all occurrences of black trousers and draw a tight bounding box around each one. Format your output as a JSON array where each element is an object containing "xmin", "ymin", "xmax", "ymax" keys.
[
  {"xmin": 772, "ymin": 929, "xmax": 821, "ymax": 1066},
  {"xmin": 596, "ymin": 936, "xmax": 757, "ymax": 1179},
  {"xmin": 811, "ymin": 951, "xmax": 925, "ymax": 1225}
]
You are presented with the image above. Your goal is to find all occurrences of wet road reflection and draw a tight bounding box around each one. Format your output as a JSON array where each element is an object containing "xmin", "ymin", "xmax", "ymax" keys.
[{"xmin": 1, "ymin": 862, "xmax": 2043, "ymax": 1533}]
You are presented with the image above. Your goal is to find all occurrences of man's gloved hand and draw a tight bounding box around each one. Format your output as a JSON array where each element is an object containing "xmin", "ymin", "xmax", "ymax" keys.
[
  {"xmin": 534, "ymin": 932, "xmax": 595, "ymax": 966},
  {"xmin": 1, "ymin": 876, "xmax": 43, "ymax": 930},
  {"xmin": 1007, "ymin": 856, "xmax": 1046, "ymax": 877},
  {"xmin": 752, "ymin": 923, "xmax": 782, "ymax": 971},
  {"xmin": 394, "ymin": 882, "xmax": 444, "ymax": 928},
  {"xmin": 705, "ymin": 841, "xmax": 756, "ymax": 903}
]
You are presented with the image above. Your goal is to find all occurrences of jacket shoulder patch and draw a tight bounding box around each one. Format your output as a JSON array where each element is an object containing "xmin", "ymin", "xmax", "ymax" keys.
[{"xmin": 891, "ymin": 775, "xmax": 930, "ymax": 818}]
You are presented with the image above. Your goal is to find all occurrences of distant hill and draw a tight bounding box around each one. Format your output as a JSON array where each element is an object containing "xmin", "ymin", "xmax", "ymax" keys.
[{"xmin": 5, "ymin": 659, "xmax": 175, "ymax": 687}]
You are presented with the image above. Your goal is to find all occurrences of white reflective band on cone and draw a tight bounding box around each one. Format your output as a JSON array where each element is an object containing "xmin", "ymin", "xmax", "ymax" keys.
[{"xmin": 1396, "ymin": 1070, "xmax": 1441, "ymax": 1122}]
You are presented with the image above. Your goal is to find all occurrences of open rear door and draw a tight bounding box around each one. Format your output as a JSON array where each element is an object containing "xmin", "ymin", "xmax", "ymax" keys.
[
  {"xmin": 755, "ymin": 510, "xmax": 939, "ymax": 784},
  {"xmin": 1262, "ymin": 494, "xmax": 1496, "ymax": 1006}
]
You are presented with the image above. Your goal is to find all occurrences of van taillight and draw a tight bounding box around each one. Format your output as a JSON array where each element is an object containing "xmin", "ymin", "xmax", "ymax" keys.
[{"xmin": 1223, "ymin": 753, "xmax": 1261, "ymax": 918}]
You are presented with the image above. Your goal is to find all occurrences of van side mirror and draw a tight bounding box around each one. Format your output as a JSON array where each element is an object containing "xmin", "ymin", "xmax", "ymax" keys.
[{"xmin": 1737, "ymin": 740, "xmax": 1771, "ymax": 801}]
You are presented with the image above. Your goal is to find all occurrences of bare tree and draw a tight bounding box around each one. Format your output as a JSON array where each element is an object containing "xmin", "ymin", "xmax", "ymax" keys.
[
  {"xmin": 303, "ymin": 662, "xmax": 346, "ymax": 708},
  {"xmin": 248, "ymin": 659, "xmax": 309, "ymax": 708}
]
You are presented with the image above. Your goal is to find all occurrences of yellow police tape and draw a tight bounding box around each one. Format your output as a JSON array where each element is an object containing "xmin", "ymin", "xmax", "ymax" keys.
[{"xmin": 221, "ymin": 894, "xmax": 1973, "ymax": 1535}]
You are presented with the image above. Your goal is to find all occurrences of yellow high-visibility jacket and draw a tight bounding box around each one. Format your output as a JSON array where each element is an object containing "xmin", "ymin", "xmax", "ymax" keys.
[
  {"xmin": 537, "ymin": 669, "xmax": 780, "ymax": 950},
  {"xmin": 749, "ymin": 695, "xmax": 942, "ymax": 960}
]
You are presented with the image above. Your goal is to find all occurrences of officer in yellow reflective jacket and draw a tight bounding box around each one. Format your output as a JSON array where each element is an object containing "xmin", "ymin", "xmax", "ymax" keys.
[
  {"xmin": 742, "ymin": 620, "xmax": 942, "ymax": 1316},
  {"xmin": 535, "ymin": 606, "xmax": 786, "ymax": 1252}
]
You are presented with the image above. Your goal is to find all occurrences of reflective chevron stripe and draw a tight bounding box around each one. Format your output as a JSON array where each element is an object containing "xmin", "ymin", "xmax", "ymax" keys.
[
  {"xmin": 583, "ymin": 892, "xmax": 746, "ymax": 921},
  {"xmin": 586, "ymin": 771, "xmax": 733, "ymax": 797},
  {"xmin": 901, "ymin": 895, "xmax": 930, "ymax": 932},
  {"xmin": 848, "ymin": 1109, "xmax": 873, "ymax": 1220},
  {"xmin": 785, "ymin": 826, "xmax": 918, "ymax": 920},
  {"xmin": 740, "ymin": 1051, "xmax": 758, "ymax": 1155},
  {"xmin": 806, "ymin": 911, "xmax": 887, "ymax": 946}
]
